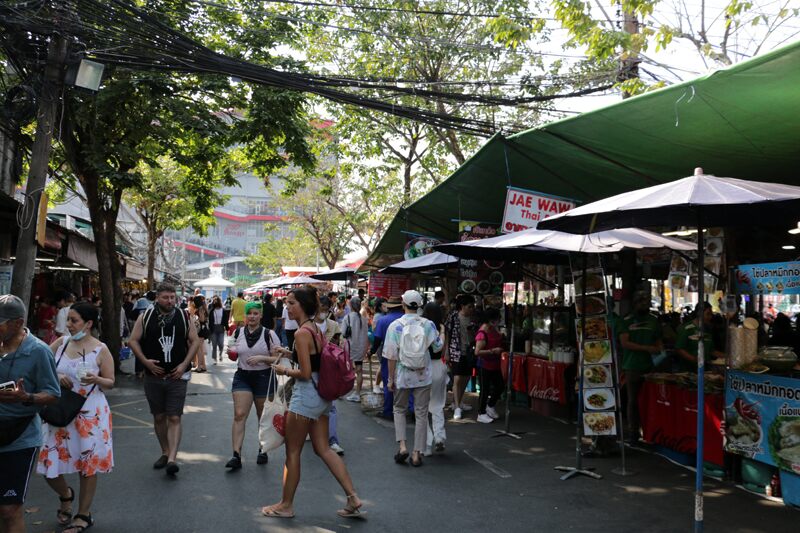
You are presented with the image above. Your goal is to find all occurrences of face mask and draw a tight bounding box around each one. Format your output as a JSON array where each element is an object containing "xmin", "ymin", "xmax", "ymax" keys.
[
  {"xmin": 318, "ymin": 312, "xmax": 329, "ymax": 321},
  {"xmin": 70, "ymin": 329, "xmax": 87, "ymax": 341}
]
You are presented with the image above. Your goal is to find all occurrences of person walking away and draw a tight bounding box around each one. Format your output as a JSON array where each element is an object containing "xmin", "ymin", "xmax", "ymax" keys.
[
  {"xmin": 370, "ymin": 298, "xmax": 386, "ymax": 393},
  {"xmin": 0, "ymin": 295, "xmax": 61, "ymax": 533},
  {"xmin": 444, "ymin": 294, "xmax": 476, "ymax": 420},
  {"xmin": 422, "ymin": 302, "xmax": 447, "ymax": 454},
  {"xmin": 230, "ymin": 292, "xmax": 247, "ymax": 330},
  {"xmin": 128, "ymin": 283, "xmax": 202, "ymax": 476},
  {"xmin": 265, "ymin": 286, "xmax": 363, "ymax": 519},
  {"xmin": 190, "ymin": 296, "xmax": 209, "ymax": 372},
  {"xmin": 53, "ymin": 293, "xmax": 75, "ymax": 339},
  {"xmin": 383, "ymin": 290, "xmax": 443, "ymax": 467},
  {"xmin": 274, "ymin": 298, "xmax": 285, "ymax": 345},
  {"xmin": 474, "ymin": 307, "xmax": 505, "ymax": 424},
  {"xmin": 343, "ymin": 297, "xmax": 369, "ymax": 402},
  {"xmin": 39, "ymin": 302, "xmax": 115, "ymax": 532},
  {"xmin": 261, "ymin": 293, "xmax": 277, "ymax": 330},
  {"xmin": 313, "ymin": 297, "xmax": 345, "ymax": 455},
  {"xmin": 282, "ymin": 301, "xmax": 298, "ymax": 349},
  {"xmin": 208, "ymin": 296, "xmax": 229, "ymax": 365},
  {"xmin": 370, "ymin": 297, "xmax": 404, "ymax": 419},
  {"xmin": 225, "ymin": 302, "xmax": 280, "ymax": 469}
]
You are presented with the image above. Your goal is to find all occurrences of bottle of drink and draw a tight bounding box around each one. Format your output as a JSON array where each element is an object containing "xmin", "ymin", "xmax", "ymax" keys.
[{"xmin": 770, "ymin": 473, "xmax": 781, "ymax": 498}]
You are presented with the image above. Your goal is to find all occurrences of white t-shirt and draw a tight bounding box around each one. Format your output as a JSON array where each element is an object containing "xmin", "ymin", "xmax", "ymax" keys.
[
  {"xmin": 282, "ymin": 306, "xmax": 298, "ymax": 331},
  {"xmin": 54, "ymin": 306, "xmax": 70, "ymax": 335}
]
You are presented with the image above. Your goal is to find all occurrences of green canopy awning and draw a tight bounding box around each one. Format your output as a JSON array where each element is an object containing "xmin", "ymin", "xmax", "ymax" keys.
[{"xmin": 366, "ymin": 39, "xmax": 800, "ymax": 268}]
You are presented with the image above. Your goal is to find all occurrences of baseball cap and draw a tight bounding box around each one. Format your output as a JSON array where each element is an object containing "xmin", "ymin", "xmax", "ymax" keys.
[
  {"xmin": 401, "ymin": 290, "xmax": 423, "ymax": 309},
  {"xmin": 0, "ymin": 294, "xmax": 26, "ymax": 324}
]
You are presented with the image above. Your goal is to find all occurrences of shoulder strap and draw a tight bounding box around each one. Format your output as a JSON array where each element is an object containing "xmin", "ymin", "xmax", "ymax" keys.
[
  {"xmin": 263, "ymin": 327, "xmax": 272, "ymax": 351},
  {"xmin": 55, "ymin": 338, "xmax": 71, "ymax": 366},
  {"xmin": 234, "ymin": 326, "xmax": 242, "ymax": 340}
]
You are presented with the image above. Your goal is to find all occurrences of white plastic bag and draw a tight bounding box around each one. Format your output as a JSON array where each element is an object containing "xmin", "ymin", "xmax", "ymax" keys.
[{"xmin": 258, "ymin": 373, "xmax": 287, "ymax": 452}]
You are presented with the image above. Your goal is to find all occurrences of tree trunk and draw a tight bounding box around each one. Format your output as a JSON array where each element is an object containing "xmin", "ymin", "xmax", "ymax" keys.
[
  {"xmin": 147, "ymin": 222, "xmax": 158, "ymax": 289},
  {"xmin": 83, "ymin": 175, "xmax": 124, "ymax": 372}
]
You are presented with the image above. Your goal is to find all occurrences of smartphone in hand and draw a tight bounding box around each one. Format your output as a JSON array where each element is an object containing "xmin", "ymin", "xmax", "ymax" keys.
[{"xmin": 0, "ymin": 380, "xmax": 17, "ymax": 392}]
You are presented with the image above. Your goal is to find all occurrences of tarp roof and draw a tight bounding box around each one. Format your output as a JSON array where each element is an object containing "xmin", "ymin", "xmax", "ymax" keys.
[{"xmin": 365, "ymin": 39, "xmax": 800, "ymax": 268}]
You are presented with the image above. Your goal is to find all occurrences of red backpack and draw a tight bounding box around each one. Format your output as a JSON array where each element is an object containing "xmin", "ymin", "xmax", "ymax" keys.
[{"xmin": 312, "ymin": 331, "xmax": 356, "ymax": 401}]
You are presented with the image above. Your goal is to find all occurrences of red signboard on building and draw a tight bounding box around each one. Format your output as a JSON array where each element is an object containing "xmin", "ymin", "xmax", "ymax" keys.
[{"xmin": 368, "ymin": 273, "xmax": 411, "ymax": 298}]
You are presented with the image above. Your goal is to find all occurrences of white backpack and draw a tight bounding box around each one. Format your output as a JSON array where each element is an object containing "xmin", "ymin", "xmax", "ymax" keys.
[{"xmin": 398, "ymin": 316, "xmax": 428, "ymax": 370}]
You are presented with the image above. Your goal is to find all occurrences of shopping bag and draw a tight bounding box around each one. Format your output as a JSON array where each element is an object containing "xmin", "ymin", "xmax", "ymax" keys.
[{"xmin": 259, "ymin": 372, "xmax": 287, "ymax": 452}]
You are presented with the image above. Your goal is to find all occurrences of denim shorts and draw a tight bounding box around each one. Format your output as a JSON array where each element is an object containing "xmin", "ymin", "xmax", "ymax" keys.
[
  {"xmin": 231, "ymin": 368, "xmax": 276, "ymax": 398},
  {"xmin": 288, "ymin": 373, "xmax": 331, "ymax": 420}
]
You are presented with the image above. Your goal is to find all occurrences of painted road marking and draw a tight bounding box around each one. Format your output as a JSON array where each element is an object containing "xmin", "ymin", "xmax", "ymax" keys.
[
  {"xmin": 463, "ymin": 449, "xmax": 512, "ymax": 479},
  {"xmin": 111, "ymin": 411, "xmax": 152, "ymax": 428}
]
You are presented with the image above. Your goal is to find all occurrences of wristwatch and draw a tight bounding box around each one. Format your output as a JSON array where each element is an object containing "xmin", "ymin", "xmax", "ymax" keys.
[{"xmin": 22, "ymin": 393, "xmax": 34, "ymax": 406}]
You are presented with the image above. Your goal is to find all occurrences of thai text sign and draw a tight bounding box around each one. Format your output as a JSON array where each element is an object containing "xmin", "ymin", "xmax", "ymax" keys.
[
  {"xmin": 725, "ymin": 370, "xmax": 800, "ymax": 473},
  {"xmin": 733, "ymin": 261, "xmax": 800, "ymax": 295},
  {"xmin": 368, "ymin": 273, "xmax": 411, "ymax": 298},
  {"xmin": 501, "ymin": 187, "xmax": 575, "ymax": 233}
]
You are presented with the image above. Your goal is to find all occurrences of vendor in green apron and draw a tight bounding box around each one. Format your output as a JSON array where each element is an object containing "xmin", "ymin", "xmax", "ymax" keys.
[
  {"xmin": 619, "ymin": 291, "xmax": 663, "ymax": 444},
  {"xmin": 675, "ymin": 301, "xmax": 725, "ymax": 372}
]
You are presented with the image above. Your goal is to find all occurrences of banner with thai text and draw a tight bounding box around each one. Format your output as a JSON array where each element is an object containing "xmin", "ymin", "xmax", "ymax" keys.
[
  {"xmin": 501, "ymin": 187, "xmax": 575, "ymax": 233},
  {"xmin": 725, "ymin": 370, "xmax": 800, "ymax": 473},
  {"xmin": 733, "ymin": 261, "xmax": 800, "ymax": 295}
]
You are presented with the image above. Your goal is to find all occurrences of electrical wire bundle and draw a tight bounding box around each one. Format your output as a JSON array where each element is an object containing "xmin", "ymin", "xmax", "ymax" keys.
[{"xmin": 0, "ymin": 0, "xmax": 614, "ymax": 135}]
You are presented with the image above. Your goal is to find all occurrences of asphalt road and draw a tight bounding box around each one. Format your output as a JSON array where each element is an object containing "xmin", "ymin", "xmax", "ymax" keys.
[{"xmin": 19, "ymin": 353, "xmax": 799, "ymax": 533}]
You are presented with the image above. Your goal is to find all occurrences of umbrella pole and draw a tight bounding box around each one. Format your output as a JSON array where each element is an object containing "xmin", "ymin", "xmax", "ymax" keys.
[
  {"xmin": 494, "ymin": 262, "xmax": 524, "ymax": 440},
  {"xmin": 556, "ymin": 254, "xmax": 601, "ymax": 480},
  {"xmin": 694, "ymin": 224, "xmax": 706, "ymax": 533}
]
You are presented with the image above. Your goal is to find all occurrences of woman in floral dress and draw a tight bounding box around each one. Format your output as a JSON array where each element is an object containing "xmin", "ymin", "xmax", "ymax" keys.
[{"xmin": 38, "ymin": 302, "xmax": 115, "ymax": 533}]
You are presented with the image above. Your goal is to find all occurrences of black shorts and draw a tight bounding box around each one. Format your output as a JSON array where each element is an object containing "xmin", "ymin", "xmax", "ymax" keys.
[
  {"xmin": 0, "ymin": 447, "xmax": 37, "ymax": 505},
  {"xmin": 451, "ymin": 353, "xmax": 475, "ymax": 377},
  {"xmin": 231, "ymin": 368, "xmax": 276, "ymax": 398},
  {"xmin": 144, "ymin": 374, "xmax": 189, "ymax": 416}
]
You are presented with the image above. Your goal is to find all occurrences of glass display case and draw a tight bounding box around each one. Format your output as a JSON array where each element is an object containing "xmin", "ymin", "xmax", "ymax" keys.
[{"xmin": 527, "ymin": 305, "xmax": 574, "ymax": 358}]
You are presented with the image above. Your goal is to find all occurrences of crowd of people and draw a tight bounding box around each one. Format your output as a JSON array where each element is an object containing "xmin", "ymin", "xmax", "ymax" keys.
[
  {"xmin": 8, "ymin": 279, "xmax": 799, "ymax": 531},
  {"xmin": 1, "ymin": 283, "xmax": 525, "ymax": 531}
]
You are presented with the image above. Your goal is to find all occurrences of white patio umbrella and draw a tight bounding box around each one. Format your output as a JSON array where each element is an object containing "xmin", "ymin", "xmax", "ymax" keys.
[
  {"xmin": 380, "ymin": 251, "xmax": 459, "ymax": 273},
  {"xmin": 275, "ymin": 275, "xmax": 323, "ymax": 286},
  {"xmin": 193, "ymin": 276, "xmax": 235, "ymax": 288},
  {"xmin": 538, "ymin": 169, "xmax": 800, "ymax": 532}
]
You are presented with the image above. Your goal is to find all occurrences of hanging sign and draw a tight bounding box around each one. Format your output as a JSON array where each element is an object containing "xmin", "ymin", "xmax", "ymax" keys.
[
  {"xmin": 501, "ymin": 187, "xmax": 575, "ymax": 233},
  {"xmin": 457, "ymin": 221, "xmax": 503, "ymax": 295},
  {"xmin": 368, "ymin": 272, "xmax": 411, "ymax": 298},
  {"xmin": 725, "ymin": 370, "xmax": 800, "ymax": 473},
  {"xmin": 404, "ymin": 235, "xmax": 441, "ymax": 261},
  {"xmin": 733, "ymin": 261, "xmax": 800, "ymax": 295}
]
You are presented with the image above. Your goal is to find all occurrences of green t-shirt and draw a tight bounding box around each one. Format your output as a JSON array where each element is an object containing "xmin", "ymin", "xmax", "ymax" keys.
[
  {"xmin": 674, "ymin": 321, "xmax": 716, "ymax": 373},
  {"xmin": 619, "ymin": 312, "xmax": 662, "ymax": 371}
]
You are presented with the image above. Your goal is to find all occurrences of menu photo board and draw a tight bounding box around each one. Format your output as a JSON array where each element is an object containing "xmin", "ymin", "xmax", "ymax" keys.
[
  {"xmin": 725, "ymin": 371, "xmax": 800, "ymax": 473},
  {"xmin": 457, "ymin": 221, "xmax": 504, "ymax": 295},
  {"xmin": 368, "ymin": 272, "xmax": 412, "ymax": 298},
  {"xmin": 573, "ymin": 268, "xmax": 619, "ymax": 436}
]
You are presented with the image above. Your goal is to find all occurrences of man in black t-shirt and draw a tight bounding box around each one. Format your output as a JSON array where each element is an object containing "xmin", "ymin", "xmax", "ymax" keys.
[
  {"xmin": 261, "ymin": 293, "xmax": 277, "ymax": 330},
  {"xmin": 129, "ymin": 283, "xmax": 201, "ymax": 477}
]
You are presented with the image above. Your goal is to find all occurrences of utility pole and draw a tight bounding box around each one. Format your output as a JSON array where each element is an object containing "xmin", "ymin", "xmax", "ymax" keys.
[
  {"xmin": 620, "ymin": 5, "xmax": 640, "ymax": 99},
  {"xmin": 10, "ymin": 35, "xmax": 68, "ymax": 304}
]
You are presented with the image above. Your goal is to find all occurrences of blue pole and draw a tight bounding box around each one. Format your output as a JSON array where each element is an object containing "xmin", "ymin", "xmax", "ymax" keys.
[{"xmin": 694, "ymin": 223, "xmax": 705, "ymax": 533}]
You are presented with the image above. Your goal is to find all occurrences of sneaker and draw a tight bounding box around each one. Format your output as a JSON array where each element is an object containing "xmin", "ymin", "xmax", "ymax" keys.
[
  {"xmin": 256, "ymin": 449, "xmax": 269, "ymax": 465},
  {"xmin": 166, "ymin": 462, "xmax": 180, "ymax": 475},
  {"xmin": 225, "ymin": 455, "xmax": 242, "ymax": 470},
  {"xmin": 477, "ymin": 414, "xmax": 494, "ymax": 424},
  {"xmin": 423, "ymin": 447, "xmax": 433, "ymax": 457},
  {"xmin": 486, "ymin": 406, "xmax": 500, "ymax": 419},
  {"xmin": 460, "ymin": 403, "xmax": 473, "ymax": 412},
  {"xmin": 330, "ymin": 442, "xmax": 345, "ymax": 456},
  {"xmin": 453, "ymin": 407, "xmax": 463, "ymax": 420},
  {"xmin": 434, "ymin": 441, "xmax": 446, "ymax": 453},
  {"xmin": 373, "ymin": 385, "xmax": 382, "ymax": 394},
  {"xmin": 345, "ymin": 393, "xmax": 360, "ymax": 402},
  {"xmin": 153, "ymin": 454, "xmax": 168, "ymax": 469}
]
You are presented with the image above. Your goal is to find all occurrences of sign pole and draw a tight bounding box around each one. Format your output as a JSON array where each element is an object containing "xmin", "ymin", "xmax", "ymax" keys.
[{"xmin": 494, "ymin": 262, "xmax": 524, "ymax": 440}]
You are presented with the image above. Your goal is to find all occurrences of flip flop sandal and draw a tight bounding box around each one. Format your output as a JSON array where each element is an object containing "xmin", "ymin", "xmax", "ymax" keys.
[
  {"xmin": 261, "ymin": 507, "xmax": 295, "ymax": 519},
  {"xmin": 63, "ymin": 513, "xmax": 93, "ymax": 532},
  {"xmin": 337, "ymin": 494, "xmax": 366, "ymax": 518},
  {"xmin": 410, "ymin": 456, "xmax": 423, "ymax": 467},
  {"xmin": 57, "ymin": 486, "xmax": 75, "ymax": 525},
  {"xmin": 393, "ymin": 450, "xmax": 409, "ymax": 464}
]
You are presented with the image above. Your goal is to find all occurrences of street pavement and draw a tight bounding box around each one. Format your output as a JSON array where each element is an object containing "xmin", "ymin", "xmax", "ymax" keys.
[{"xmin": 19, "ymin": 351, "xmax": 799, "ymax": 533}]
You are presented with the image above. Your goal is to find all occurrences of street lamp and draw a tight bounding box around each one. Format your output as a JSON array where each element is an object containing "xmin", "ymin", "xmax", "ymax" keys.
[{"xmin": 65, "ymin": 58, "xmax": 105, "ymax": 92}]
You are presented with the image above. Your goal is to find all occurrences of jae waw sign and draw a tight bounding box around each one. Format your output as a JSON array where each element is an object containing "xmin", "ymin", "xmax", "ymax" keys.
[{"xmin": 501, "ymin": 186, "xmax": 576, "ymax": 233}]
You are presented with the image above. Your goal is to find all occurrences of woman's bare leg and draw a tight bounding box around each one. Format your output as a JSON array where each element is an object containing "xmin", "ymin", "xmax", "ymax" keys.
[
  {"xmin": 309, "ymin": 415, "xmax": 361, "ymax": 511},
  {"xmin": 262, "ymin": 413, "xmax": 310, "ymax": 515}
]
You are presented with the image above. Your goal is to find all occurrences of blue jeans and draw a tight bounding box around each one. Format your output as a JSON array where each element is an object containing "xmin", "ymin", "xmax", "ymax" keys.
[{"xmin": 381, "ymin": 356, "xmax": 413, "ymax": 417}]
